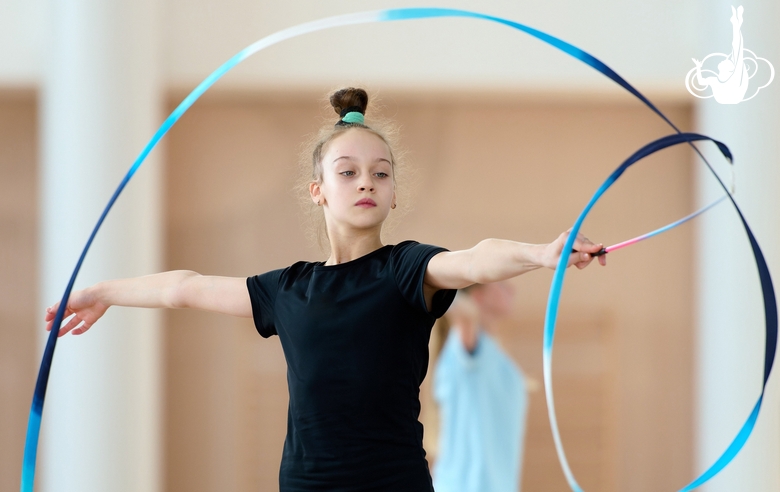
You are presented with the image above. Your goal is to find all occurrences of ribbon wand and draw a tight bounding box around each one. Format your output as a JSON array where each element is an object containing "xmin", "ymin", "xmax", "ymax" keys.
[{"xmin": 575, "ymin": 195, "xmax": 728, "ymax": 258}]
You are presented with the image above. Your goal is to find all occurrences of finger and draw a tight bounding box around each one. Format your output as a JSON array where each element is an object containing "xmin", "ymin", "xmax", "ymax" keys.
[
  {"xmin": 575, "ymin": 255, "xmax": 594, "ymax": 270},
  {"xmin": 44, "ymin": 303, "xmax": 61, "ymax": 321},
  {"xmin": 567, "ymin": 250, "xmax": 591, "ymax": 267},
  {"xmin": 583, "ymin": 240, "xmax": 603, "ymax": 253},
  {"xmin": 45, "ymin": 303, "xmax": 74, "ymax": 323},
  {"xmin": 571, "ymin": 232, "xmax": 590, "ymax": 247},
  {"xmin": 573, "ymin": 234, "xmax": 603, "ymax": 254},
  {"xmin": 71, "ymin": 321, "xmax": 92, "ymax": 336},
  {"xmin": 46, "ymin": 305, "xmax": 74, "ymax": 331},
  {"xmin": 57, "ymin": 315, "xmax": 84, "ymax": 337},
  {"xmin": 598, "ymin": 254, "xmax": 607, "ymax": 266}
]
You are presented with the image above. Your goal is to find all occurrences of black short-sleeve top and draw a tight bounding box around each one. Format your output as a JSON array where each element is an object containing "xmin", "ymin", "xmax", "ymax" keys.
[{"xmin": 247, "ymin": 241, "xmax": 456, "ymax": 491}]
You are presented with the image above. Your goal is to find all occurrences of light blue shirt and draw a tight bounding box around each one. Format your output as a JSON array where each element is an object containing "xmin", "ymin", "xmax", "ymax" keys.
[{"xmin": 432, "ymin": 330, "xmax": 528, "ymax": 492}]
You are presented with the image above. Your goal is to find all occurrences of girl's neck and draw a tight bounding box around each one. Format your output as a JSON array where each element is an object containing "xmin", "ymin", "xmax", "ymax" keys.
[{"xmin": 324, "ymin": 230, "xmax": 384, "ymax": 266}]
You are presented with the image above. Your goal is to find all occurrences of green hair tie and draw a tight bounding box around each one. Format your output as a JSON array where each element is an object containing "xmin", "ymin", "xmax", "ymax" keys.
[{"xmin": 341, "ymin": 111, "xmax": 365, "ymax": 125}]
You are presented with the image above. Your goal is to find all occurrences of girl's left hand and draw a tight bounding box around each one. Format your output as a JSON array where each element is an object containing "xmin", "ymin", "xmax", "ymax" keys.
[{"xmin": 541, "ymin": 229, "xmax": 607, "ymax": 270}]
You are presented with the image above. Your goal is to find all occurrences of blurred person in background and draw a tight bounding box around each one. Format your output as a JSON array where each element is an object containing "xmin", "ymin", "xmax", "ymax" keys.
[{"xmin": 433, "ymin": 282, "xmax": 529, "ymax": 492}]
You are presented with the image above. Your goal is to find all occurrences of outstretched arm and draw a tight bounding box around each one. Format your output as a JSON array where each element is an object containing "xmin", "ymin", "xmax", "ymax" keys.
[
  {"xmin": 45, "ymin": 271, "xmax": 251, "ymax": 337},
  {"xmin": 424, "ymin": 231, "xmax": 605, "ymax": 292}
]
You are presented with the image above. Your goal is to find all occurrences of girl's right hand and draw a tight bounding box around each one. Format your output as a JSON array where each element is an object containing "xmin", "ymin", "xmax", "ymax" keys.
[{"xmin": 45, "ymin": 287, "xmax": 109, "ymax": 337}]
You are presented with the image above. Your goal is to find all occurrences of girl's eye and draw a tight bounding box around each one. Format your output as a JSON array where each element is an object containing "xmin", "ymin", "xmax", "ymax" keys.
[
  {"xmin": 340, "ymin": 171, "xmax": 355, "ymax": 177},
  {"xmin": 374, "ymin": 172, "xmax": 389, "ymax": 178}
]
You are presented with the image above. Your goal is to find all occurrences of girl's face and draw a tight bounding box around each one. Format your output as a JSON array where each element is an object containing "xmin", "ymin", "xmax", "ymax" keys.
[{"xmin": 310, "ymin": 128, "xmax": 396, "ymax": 234}]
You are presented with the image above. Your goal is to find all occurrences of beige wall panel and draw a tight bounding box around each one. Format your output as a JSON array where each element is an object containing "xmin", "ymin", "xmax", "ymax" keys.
[
  {"xmin": 165, "ymin": 91, "xmax": 693, "ymax": 491},
  {"xmin": 501, "ymin": 312, "xmax": 619, "ymax": 492},
  {"xmin": 389, "ymin": 98, "xmax": 694, "ymax": 491},
  {"xmin": 0, "ymin": 92, "xmax": 38, "ymax": 492}
]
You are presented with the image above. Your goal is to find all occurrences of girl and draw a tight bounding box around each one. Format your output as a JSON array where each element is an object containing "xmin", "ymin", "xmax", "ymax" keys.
[{"xmin": 45, "ymin": 87, "xmax": 605, "ymax": 491}]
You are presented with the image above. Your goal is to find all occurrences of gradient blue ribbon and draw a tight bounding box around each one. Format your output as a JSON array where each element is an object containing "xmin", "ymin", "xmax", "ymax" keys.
[
  {"xmin": 545, "ymin": 132, "xmax": 775, "ymax": 491},
  {"xmin": 22, "ymin": 7, "xmax": 776, "ymax": 492}
]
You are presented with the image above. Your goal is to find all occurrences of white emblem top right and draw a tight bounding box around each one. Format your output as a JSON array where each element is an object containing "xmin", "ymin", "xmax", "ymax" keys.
[{"xmin": 685, "ymin": 5, "xmax": 774, "ymax": 104}]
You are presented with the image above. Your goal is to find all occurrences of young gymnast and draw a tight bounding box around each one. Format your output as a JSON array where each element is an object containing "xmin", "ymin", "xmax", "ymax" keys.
[{"xmin": 45, "ymin": 87, "xmax": 606, "ymax": 491}]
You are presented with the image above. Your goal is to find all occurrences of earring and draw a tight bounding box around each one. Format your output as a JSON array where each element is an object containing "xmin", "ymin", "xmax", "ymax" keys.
[
  {"xmin": 391, "ymin": 203, "xmax": 397, "ymax": 210},
  {"xmin": 317, "ymin": 200, "xmax": 321, "ymax": 206}
]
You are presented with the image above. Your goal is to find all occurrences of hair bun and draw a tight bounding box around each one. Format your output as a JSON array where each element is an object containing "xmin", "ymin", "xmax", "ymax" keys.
[{"xmin": 330, "ymin": 88, "xmax": 368, "ymax": 117}]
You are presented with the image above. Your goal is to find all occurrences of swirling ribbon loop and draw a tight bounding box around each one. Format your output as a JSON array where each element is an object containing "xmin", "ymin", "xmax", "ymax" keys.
[
  {"xmin": 546, "ymin": 132, "xmax": 776, "ymax": 491},
  {"xmin": 22, "ymin": 7, "xmax": 776, "ymax": 492}
]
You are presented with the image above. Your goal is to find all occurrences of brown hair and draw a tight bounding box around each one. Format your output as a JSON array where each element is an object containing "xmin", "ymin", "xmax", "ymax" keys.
[
  {"xmin": 297, "ymin": 87, "xmax": 411, "ymax": 251},
  {"xmin": 309, "ymin": 88, "xmax": 397, "ymax": 186}
]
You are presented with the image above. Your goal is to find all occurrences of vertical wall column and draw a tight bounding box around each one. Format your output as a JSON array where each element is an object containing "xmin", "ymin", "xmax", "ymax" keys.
[
  {"xmin": 694, "ymin": 1, "xmax": 780, "ymax": 490},
  {"xmin": 39, "ymin": 1, "xmax": 162, "ymax": 491}
]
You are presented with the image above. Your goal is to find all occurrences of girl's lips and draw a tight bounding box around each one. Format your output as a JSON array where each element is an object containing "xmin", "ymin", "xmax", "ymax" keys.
[{"xmin": 355, "ymin": 198, "xmax": 377, "ymax": 207}]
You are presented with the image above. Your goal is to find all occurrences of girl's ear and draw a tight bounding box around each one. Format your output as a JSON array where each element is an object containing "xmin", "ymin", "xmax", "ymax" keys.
[{"xmin": 309, "ymin": 181, "xmax": 322, "ymax": 205}]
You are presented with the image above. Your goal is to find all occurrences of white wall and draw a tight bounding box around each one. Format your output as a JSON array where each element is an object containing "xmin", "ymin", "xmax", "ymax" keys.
[
  {"xmin": 3, "ymin": 0, "xmax": 700, "ymax": 92},
  {"xmin": 0, "ymin": 0, "xmax": 45, "ymax": 86},
  {"xmin": 694, "ymin": 1, "xmax": 780, "ymax": 490},
  {"xmin": 38, "ymin": 0, "xmax": 163, "ymax": 490}
]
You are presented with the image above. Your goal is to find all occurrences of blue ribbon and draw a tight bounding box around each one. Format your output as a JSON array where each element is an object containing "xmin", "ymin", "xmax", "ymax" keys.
[
  {"xmin": 545, "ymin": 132, "xmax": 775, "ymax": 491},
  {"xmin": 22, "ymin": 7, "xmax": 776, "ymax": 492}
]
